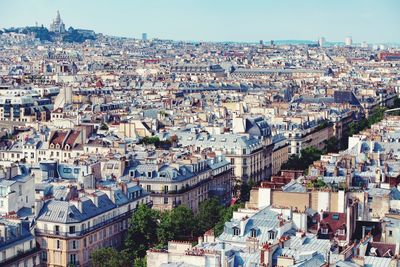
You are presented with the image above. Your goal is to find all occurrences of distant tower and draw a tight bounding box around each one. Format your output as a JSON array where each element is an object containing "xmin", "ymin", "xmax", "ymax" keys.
[
  {"xmin": 345, "ymin": 36, "xmax": 352, "ymax": 46},
  {"xmin": 142, "ymin": 33, "xmax": 147, "ymax": 41},
  {"xmin": 259, "ymin": 40, "xmax": 263, "ymax": 45},
  {"xmin": 270, "ymin": 40, "xmax": 274, "ymax": 46},
  {"xmin": 319, "ymin": 37, "xmax": 326, "ymax": 47},
  {"xmin": 361, "ymin": 41, "xmax": 368, "ymax": 48},
  {"xmin": 49, "ymin": 10, "xmax": 66, "ymax": 33}
]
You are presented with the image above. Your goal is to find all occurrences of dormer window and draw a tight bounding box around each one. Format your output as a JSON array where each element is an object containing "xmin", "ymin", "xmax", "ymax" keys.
[
  {"xmin": 337, "ymin": 229, "xmax": 346, "ymax": 236},
  {"xmin": 268, "ymin": 230, "xmax": 275, "ymax": 240},
  {"xmin": 251, "ymin": 228, "xmax": 258, "ymax": 238},
  {"xmin": 233, "ymin": 227, "xmax": 240, "ymax": 236}
]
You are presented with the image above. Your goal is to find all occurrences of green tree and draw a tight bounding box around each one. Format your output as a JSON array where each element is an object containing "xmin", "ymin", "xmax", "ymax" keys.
[
  {"xmin": 141, "ymin": 136, "xmax": 160, "ymax": 145},
  {"xmin": 324, "ymin": 137, "xmax": 340, "ymax": 153},
  {"xmin": 281, "ymin": 146, "xmax": 323, "ymax": 171},
  {"xmin": 157, "ymin": 205, "xmax": 196, "ymax": 246},
  {"xmin": 134, "ymin": 257, "xmax": 147, "ymax": 267},
  {"xmin": 214, "ymin": 203, "xmax": 244, "ymax": 236},
  {"xmin": 91, "ymin": 247, "xmax": 130, "ymax": 267},
  {"xmin": 125, "ymin": 204, "xmax": 159, "ymax": 259},
  {"xmin": 100, "ymin": 123, "xmax": 109, "ymax": 130},
  {"xmin": 239, "ymin": 179, "xmax": 255, "ymax": 202},
  {"xmin": 195, "ymin": 198, "xmax": 223, "ymax": 234}
]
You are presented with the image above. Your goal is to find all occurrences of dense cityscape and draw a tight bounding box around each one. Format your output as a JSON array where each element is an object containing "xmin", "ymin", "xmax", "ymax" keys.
[{"xmin": 0, "ymin": 6, "xmax": 400, "ymax": 267}]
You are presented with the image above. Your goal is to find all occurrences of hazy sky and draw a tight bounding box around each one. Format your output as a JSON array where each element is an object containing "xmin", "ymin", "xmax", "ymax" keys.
[{"xmin": 0, "ymin": 0, "xmax": 399, "ymax": 43}]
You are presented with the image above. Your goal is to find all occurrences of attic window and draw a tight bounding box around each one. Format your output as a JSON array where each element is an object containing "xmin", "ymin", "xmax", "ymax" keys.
[
  {"xmin": 58, "ymin": 211, "xmax": 65, "ymax": 218},
  {"xmin": 251, "ymin": 228, "xmax": 257, "ymax": 238},
  {"xmin": 233, "ymin": 227, "xmax": 240, "ymax": 236},
  {"xmin": 268, "ymin": 230, "xmax": 276, "ymax": 240},
  {"xmin": 321, "ymin": 228, "xmax": 329, "ymax": 234},
  {"xmin": 332, "ymin": 214, "xmax": 340, "ymax": 220},
  {"xmin": 46, "ymin": 210, "xmax": 52, "ymax": 216}
]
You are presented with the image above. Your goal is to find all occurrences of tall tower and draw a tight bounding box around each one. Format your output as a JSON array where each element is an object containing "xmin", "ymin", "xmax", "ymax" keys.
[
  {"xmin": 142, "ymin": 33, "xmax": 148, "ymax": 41},
  {"xmin": 345, "ymin": 36, "xmax": 353, "ymax": 46},
  {"xmin": 319, "ymin": 37, "xmax": 326, "ymax": 47},
  {"xmin": 50, "ymin": 10, "xmax": 66, "ymax": 33}
]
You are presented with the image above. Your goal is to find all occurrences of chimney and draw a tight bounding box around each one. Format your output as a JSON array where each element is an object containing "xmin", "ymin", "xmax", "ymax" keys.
[
  {"xmin": 198, "ymin": 236, "xmax": 203, "ymax": 246},
  {"xmin": 89, "ymin": 193, "xmax": 99, "ymax": 207},
  {"xmin": 34, "ymin": 199, "xmax": 44, "ymax": 217},
  {"xmin": 118, "ymin": 182, "xmax": 128, "ymax": 195},
  {"xmin": 346, "ymin": 205, "xmax": 351, "ymax": 243},
  {"xmin": 71, "ymin": 199, "xmax": 84, "ymax": 213}
]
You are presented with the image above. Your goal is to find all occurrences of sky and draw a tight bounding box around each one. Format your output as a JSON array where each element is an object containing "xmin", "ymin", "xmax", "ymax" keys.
[{"xmin": 0, "ymin": 0, "xmax": 399, "ymax": 43}]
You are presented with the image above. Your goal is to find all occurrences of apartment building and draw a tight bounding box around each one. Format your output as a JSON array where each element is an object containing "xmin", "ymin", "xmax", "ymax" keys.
[
  {"xmin": 127, "ymin": 154, "xmax": 232, "ymax": 212},
  {"xmin": 0, "ymin": 164, "xmax": 35, "ymax": 216},
  {"xmin": 175, "ymin": 131, "xmax": 272, "ymax": 183},
  {"xmin": 0, "ymin": 218, "xmax": 40, "ymax": 267},
  {"xmin": 35, "ymin": 182, "xmax": 151, "ymax": 267}
]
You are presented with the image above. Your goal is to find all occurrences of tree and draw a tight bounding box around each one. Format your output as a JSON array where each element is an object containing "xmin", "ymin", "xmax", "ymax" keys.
[
  {"xmin": 100, "ymin": 123, "xmax": 109, "ymax": 130},
  {"xmin": 195, "ymin": 198, "xmax": 223, "ymax": 234},
  {"xmin": 324, "ymin": 137, "xmax": 340, "ymax": 153},
  {"xmin": 141, "ymin": 136, "xmax": 160, "ymax": 145},
  {"xmin": 125, "ymin": 204, "xmax": 159, "ymax": 259},
  {"xmin": 239, "ymin": 179, "xmax": 255, "ymax": 202},
  {"xmin": 91, "ymin": 247, "xmax": 130, "ymax": 267},
  {"xmin": 157, "ymin": 205, "xmax": 196, "ymax": 246},
  {"xmin": 134, "ymin": 257, "xmax": 147, "ymax": 267},
  {"xmin": 214, "ymin": 203, "xmax": 244, "ymax": 236}
]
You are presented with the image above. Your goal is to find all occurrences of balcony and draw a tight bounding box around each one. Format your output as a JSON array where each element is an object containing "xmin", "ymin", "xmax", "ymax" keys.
[{"xmin": 35, "ymin": 208, "xmax": 138, "ymax": 238}]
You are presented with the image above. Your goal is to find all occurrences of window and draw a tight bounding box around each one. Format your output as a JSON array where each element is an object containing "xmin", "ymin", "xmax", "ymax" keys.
[
  {"xmin": 69, "ymin": 226, "xmax": 75, "ymax": 234},
  {"xmin": 389, "ymin": 230, "xmax": 393, "ymax": 237},
  {"xmin": 268, "ymin": 230, "xmax": 275, "ymax": 240},
  {"xmin": 233, "ymin": 227, "xmax": 240, "ymax": 236},
  {"xmin": 69, "ymin": 254, "xmax": 76, "ymax": 264},
  {"xmin": 251, "ymin": 229, "xmax": 258, "ymax": 238},
  {"xmin": 164, "ymin": 197, "xmax": 169, "ymax": 204},
  {"xmin": 332, "ymin": 214, "xmax": 340, "ymax": 220},
  {"xmin": 321, "ymin": 228, "xmax": 329, "ymax": 234},
  {"xmin": 74, "ymin": 169, "xmax": 79, "ymax": 174},
  {"xmin": 72, "ymin": 240, "xmax": 77, "ymax": 249},
  {"xmin": 63, "ymin": 168, "xmax": 72, "ymax": 173},
  {"xmin": 41, "ymin": 251, "xmax": 47, "ymax": 262},
  {"xmin": 337, "ymin": 229, "xmax": 346, "ymax": 235},
  {"xmin": 55, "ymin": 225, "xmax": 60, "ymax": 235},
  {"xmin": 56, "ymin": 240, "xmax": 61, "ymax": 249},
  {"xmin": 146, "ymin": 185, "xmax": 151, "ymax": 192}
]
